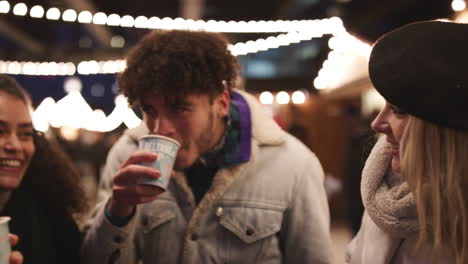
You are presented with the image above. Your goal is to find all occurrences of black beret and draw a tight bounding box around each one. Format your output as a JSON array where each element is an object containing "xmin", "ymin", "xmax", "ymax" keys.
[{"xmin": 369, "ymin": 20, "xmax": 468, "ymax": 130}]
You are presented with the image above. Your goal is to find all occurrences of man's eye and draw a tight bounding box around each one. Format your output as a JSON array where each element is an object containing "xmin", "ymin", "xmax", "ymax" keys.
[
  {"xmin": 171, "ymin": 104, "xmax": 189, "ymax": 113},
  {"xmin": 174, "ymin": 107, "xmax": 188, "ymax": 113}
]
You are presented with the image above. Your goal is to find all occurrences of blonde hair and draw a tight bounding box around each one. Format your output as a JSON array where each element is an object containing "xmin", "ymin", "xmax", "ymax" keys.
[{"xmin": 401, "ymin": 116, "xmax": 468, "ymax": 264}]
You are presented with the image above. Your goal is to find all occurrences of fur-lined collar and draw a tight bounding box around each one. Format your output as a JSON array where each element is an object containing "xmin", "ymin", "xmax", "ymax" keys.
[{"xmin": 236, "ymin": 90, "xmax": 286, "ymax": 146}]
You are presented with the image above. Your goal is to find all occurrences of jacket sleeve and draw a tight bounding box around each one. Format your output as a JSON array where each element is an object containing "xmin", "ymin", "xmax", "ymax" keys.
[
  {"xmin": 80, "ymin": 201, "xmax": 140, "ymax": 264},
  {"xmin": 95, "ymin": 134, "xmax": 139, "ymax": 205},
  {"xmin": 280, "ymin": 152, "xmax": 333, "ymax": 264},
  {"xmin": 81, "ymin": 134, "xmax": 140, "ymax": 264}
]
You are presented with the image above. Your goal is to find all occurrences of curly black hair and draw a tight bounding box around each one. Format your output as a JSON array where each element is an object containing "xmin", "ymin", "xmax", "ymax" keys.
[{"xmin": 118, "ymin": 30, "xmax": 240, "ymax": 105}]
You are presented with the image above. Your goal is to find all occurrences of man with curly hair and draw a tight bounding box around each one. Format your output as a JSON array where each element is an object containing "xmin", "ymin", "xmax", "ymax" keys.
[{"xmin": 82, "ymin": 30, "xmax": 332, "ymax": 264}]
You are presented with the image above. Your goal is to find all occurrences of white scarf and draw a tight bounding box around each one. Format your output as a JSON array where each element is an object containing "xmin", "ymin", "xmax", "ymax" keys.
[{"xmin": 361, "ymin": 136, "xmax": 419, "ymax": 237}]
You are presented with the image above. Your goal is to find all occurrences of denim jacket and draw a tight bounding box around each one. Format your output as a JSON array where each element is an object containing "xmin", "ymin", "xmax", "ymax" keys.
[{"xmin": 81, "ymin": 91, "xmax": 333, "ymax": 264}]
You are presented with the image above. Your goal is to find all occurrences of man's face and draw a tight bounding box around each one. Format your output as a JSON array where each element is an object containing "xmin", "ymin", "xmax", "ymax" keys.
[{"xmin": 141, "ymin": 90, "xmax": 230, "ymax": 169}]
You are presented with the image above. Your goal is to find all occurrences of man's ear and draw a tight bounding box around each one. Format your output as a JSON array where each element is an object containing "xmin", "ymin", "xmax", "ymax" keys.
[{"xmin": 215, "ymin": 89, "xmax": 230, "ymax": 118}]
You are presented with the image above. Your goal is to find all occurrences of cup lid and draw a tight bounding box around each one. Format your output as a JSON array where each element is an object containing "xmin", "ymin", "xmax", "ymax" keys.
[
  {"xmin": 0, "ymin": 216, "xmax": 11, "ymax": 224},
  {"xmin": 138, "ymin": 135, "xmax": 180, "ymax": 147}
]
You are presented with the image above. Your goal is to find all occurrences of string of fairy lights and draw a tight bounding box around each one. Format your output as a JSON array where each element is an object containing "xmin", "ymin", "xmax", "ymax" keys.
[
  {"xmin": 0, "ymin": 0, "xmax": 346, "ymax": 75},
  {"xmin": 0, "ymin": 0, "xmax": 370, "ymax": 132},
  {"xmin": 4, "ymin": 0, "xmax": 461, "ymax": 132},
  {"xmin": 452, "ymin": 0, "xmax": 467, "ymax": 11},
  {"xmin": 2, "ymin": 1, "xmax": 338, "ymax": 33}
]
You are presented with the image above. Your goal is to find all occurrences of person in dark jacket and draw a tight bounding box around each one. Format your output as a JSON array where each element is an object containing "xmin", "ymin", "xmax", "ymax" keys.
[{"xmin": 0, "ymin": 74, "xmax": 88, "ymax": 264}]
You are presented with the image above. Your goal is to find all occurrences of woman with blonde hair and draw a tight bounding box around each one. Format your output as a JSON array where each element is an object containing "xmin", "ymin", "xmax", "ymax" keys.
[{"xmin": 346, "ymin": 20, "xmax": 468, "ymax": 264}]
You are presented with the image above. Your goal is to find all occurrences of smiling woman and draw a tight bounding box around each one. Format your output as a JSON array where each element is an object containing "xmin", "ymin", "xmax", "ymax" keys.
[
  {"xmin": 0, "ymin": 74, "xmax": 89, "ymax": 264},
  {"xmin": 0, "ymin": 89, "xmax": 35, "ymax": 192},
  {"xmin": 346, "ymin": 20, "xmax": 468, "ymax": 264}
]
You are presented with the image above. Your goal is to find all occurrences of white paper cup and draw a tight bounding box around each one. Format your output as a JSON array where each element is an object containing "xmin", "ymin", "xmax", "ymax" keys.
[
  {"xmin": 138, "ymin": 135, "xmax": 180, "ymax": 191},
  {"xmin": 0, "ymin": 216, "xmax": 11, "ymax": 264}
]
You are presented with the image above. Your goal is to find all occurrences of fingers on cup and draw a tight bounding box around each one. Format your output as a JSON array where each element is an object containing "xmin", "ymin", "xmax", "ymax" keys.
[
  {"xmin": 113, "ymin": 165, "xmax": 160, "ymax": 186},
  {"xmin": 112, "ymin": 183, "xmax": 163, "ymax": 205},
  {"xmin": 8, "ymin": 234, "xmax": 19, "ymax": 246},
  {"xmin": 121, "ymin": 151, "xmax": 157, "ymax": 168},
  {"xmin": 10, "ymin": 251, "xmax": 23, "ymax": 264}
]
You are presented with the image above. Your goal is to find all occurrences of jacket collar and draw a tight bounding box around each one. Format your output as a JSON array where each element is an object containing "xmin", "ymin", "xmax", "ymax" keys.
[{"xmin": 235, "ymin": 90, "xmax": 286, "ymax": 146}]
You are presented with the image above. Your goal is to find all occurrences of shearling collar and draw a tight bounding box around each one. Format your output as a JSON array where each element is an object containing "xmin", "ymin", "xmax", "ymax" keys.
[{"xmin": 235, "ymin": 90, "xmax": 286, "ymax": 146}]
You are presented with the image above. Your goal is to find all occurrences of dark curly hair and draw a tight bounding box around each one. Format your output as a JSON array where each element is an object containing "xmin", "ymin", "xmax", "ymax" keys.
[
  {"xmin": 118, "ymin": 30, "xmax": 240, "ymax": 105},
  {"xmin": 0, "ymin": 74, "xmax": 89, "ymax": 221},
  {"xmin": 22, "ymin": 132, "xmax": 89, "ymax": 220}
]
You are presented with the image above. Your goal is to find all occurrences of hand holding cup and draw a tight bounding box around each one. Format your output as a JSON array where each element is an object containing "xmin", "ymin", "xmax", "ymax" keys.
[
  {"xmin": 0, "ymin": 217, "xmax": 22, "ymax": 264},
  {"xmin": 108, "ymin": 135, "xmax": 180, "ymax": 217},
  {"xmin": 137, "ymin": 135, "xmax": 180, "ymax": 190}
]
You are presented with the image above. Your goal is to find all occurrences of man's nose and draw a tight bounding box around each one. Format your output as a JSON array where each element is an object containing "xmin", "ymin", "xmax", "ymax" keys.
[{"xmin": 149, "ymin": 117, "xmax": 176, "ymax": 137}]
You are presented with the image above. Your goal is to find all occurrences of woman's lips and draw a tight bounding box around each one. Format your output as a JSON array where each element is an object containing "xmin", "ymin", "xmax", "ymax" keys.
[
  {"xmin": 390, "ymin": 144, "xmax": 400, "ymax": 156},
  {"xmin": 386, "ymin": 138, "xmax": 399, "ymax": 156},
  {"xmin": 0, "ymin": 166, "xmax": 21, "ymax": 173},
  {"xmin": 0, "ymin": 159, "xmax": 23, "ymax": 172}
]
